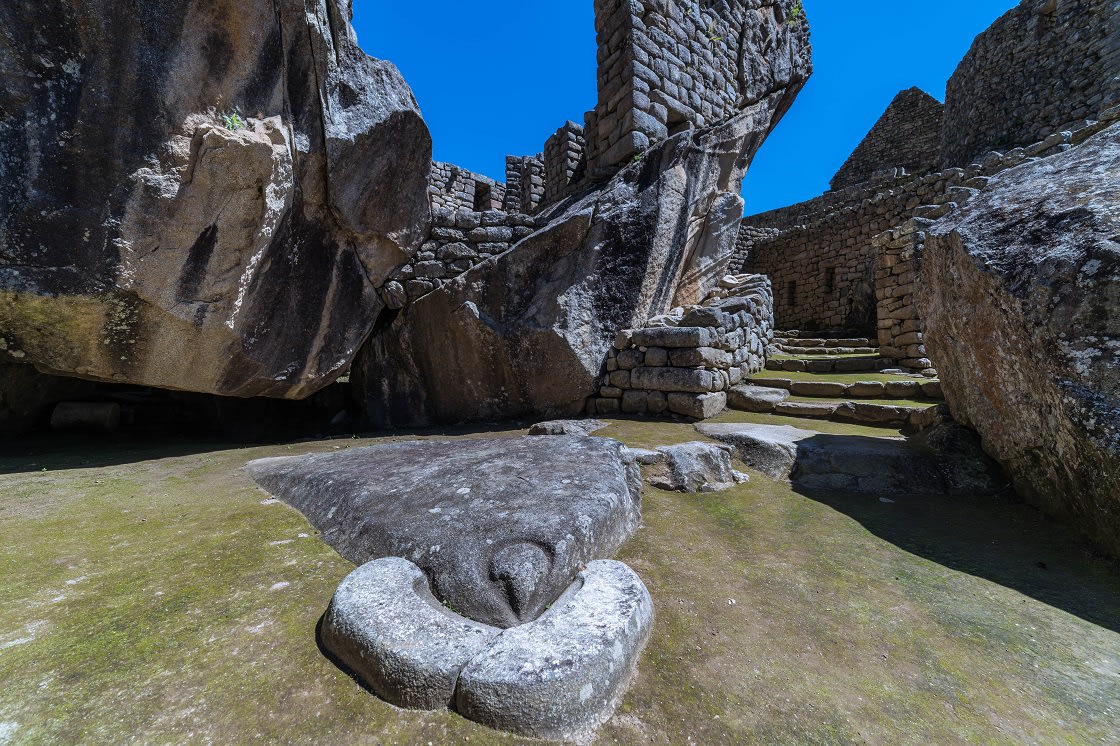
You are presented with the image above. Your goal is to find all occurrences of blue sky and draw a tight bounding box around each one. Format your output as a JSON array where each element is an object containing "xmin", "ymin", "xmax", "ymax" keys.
[{"xmin": 354, "ymin": 1, "xmax": 1019, "ymax": 215}]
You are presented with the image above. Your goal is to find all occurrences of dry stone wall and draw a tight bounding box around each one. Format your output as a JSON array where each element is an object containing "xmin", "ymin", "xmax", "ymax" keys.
[
  {"xmin": 941, "ymin": 0, "xmax": 1120, "ymax": 166},
  {"xmin": 586, "ymin": 0, "xmax": 806, "ymax": 179},
  {"xmin": 544, "ymin": 122, "xmax": 587, "ymax": 203},
  {"xmin": 738, "ymin": 108, "xmax": 1120, "ymax": 369},
  {"xmin": 380, "ymin": 207, "xmax": 538, "ymax": 307},
  {"xmin": 588, "ymin": 276, "xmax": 774, "ymax": 419},
  {"xmin": 830, "ymin": 87, "xmax": 944, "ymax": 191},
  {"xmin": 503, "ymin": 156, "xmax": 545, "ymax": 214},
  {"xmin": 428, "ymin": 162, "xmax": 506, "ymax": 213}
]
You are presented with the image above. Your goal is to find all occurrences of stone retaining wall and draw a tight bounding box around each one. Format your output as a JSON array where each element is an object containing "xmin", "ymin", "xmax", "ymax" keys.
[
  {"xmin": 737, "ymin": 108, "xmax": 1120, "ymax": 360},
  {"xmin": 587, "ymin": 276, "xmax": 774, "ymax": 419}
]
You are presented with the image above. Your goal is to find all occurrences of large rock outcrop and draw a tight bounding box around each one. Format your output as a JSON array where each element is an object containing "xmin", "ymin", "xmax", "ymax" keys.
[
  {"xmin": 246, "ymin": 436, "xmax": 643, "ymax": 629},
  {"xmin": 353, "ymin": 4, "xmax": 811, "ymax": 427},
  {"xmin": 918, "ymin": 121, "xmax": 1120, "ymax": 554},
  {"xmin": 0, "ymin": 0, "xmax": 430, "ymax": 398}
]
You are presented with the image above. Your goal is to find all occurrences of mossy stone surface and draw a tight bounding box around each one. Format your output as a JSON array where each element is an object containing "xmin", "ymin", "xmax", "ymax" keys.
[{"xmin": 1, "ymin": 420, "xmax": 1118, "ymax": 744}]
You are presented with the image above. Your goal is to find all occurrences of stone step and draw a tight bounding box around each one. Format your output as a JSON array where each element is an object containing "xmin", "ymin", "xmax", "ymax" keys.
[
  {"xmin": 771, "ymin": 337, "xmax": 873, "ymax": 348},
  {"xmin": 765, "ymin": 356, "xmax": 892, "ymax": 374},
  {"xmin": 775, "ymin": 329, "xmax": 873, "ymax": 341},
  {"xmin": 773, "ymin": 345, "xmax": 878, "ymax": 356},
  {"xmin": 727, "ymin": 384, "xmax": 943, "ymax": 428},
  {"xmin": 749, "ymin": 376, "xmax": 943, "ymax": 400}
]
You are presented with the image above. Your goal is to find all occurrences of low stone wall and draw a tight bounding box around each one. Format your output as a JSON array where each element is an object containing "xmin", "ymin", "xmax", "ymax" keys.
[
  {"xmin": 428, "ymin": 161, "xmax": 506, "ymax": 213},
  {"xmin": 587, "ymin": 277, "xmax": 774, "ymax": 419},
  {"xmin": 380, "ymin": 207, "xmax": 538, "ymax": 307}
]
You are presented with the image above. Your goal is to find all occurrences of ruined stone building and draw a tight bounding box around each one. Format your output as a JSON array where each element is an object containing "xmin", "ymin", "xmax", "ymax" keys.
[{"xmin": 733, "ymin": 0, "xmax": 1120, "ymax": 370}]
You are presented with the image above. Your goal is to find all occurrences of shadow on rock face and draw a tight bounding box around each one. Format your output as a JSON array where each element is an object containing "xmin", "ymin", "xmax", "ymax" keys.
[{"xmin": 245, "ymin": 436, "xmax": 642, "ymax": 628}]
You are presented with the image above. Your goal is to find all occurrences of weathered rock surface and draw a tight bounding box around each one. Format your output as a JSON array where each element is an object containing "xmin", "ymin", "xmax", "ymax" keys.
[
  {"xmin": 352, "ymin": 13, "xmax": 811, "ymax": 427},
  {"xmin": 528, "ymin": 419, "xmax": 608, "ymax": 436},
  {"xmin": 727, "ymin": 384, "xmax": 791, "ymax": 412},
  {"xmin": 322, "ymin": 557, "xmax": 652, "ymax": 740},
  {"xmin": 321, "ymin": 557, "xmax": 501, "ymax": 710},
  {"xmin": 455, "ymin": 560, "xmax": 653, "ymax": 741},
  {"xmin": 918, "ymin": 121, "xmax": 1120, "ymax": 554},
  {"xmin": 646, "ymin": 441, "xmax": 748, "ymax": 492},
  {"xmin": 696, "ymin": 422, "xmax": 1006, "ymax": 496},
  {"xmin": 246, "ymin": 436, "xmax": 642, "ymax": 628},
  {"xmin": 0, "ymin": 0, "xmax": 431, "ymax": 398}
]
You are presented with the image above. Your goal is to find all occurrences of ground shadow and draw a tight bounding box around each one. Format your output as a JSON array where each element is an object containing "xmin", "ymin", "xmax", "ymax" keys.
[{"xmin": 794, "ymin": 479, "xmax": 1120, "ymax": 634}]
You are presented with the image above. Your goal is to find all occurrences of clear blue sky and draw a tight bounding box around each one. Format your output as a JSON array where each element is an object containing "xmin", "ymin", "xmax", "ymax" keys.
[{"xmin": 354, "ymin": 1, "xmax": 1019, "ymax": 215}]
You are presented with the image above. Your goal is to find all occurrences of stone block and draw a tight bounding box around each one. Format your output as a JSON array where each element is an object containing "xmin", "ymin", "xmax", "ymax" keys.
[
  {"xmin": 668, "ymin": 347, "xmax": 732, "ymax": 369},
  {"xmin": 616, "ymin": 350, "xmax": 644, "ymax": 370},
  {"xmin": 667, "ymin": 392, "xmax": 727, "ymax": 420},
  {"xmin": 629, "ymin": 327, "xmax": 715, "ymax": 348},
  {"xmin": 621, "ymin": 390, "xmax": 649, "ymax": 414},
  {"xmin": 630, "ymin": 367, "xmax": 717, "ymax": 393},
  {"xmin": 643, "ymin": 347, "xmax": 668, "ymax": 367}
]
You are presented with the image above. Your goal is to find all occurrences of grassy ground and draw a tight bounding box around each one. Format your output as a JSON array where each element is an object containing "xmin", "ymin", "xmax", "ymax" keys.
[{"xmin": 1, "ymin": 416, "xmax": 1118, "ymax": 745}]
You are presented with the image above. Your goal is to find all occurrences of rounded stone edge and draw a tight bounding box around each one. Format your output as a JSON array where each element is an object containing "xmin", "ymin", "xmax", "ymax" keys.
[
  {"xmin": 320, "ymin": 557, "xmax": 501, "ymax": 711},
  {"xmin": 453, "ymin": 560, "xmax": 655, "ymax": 741}
]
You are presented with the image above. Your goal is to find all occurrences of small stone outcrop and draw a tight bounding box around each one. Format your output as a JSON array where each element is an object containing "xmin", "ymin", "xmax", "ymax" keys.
[
  {"xmin": 643, "ymin": 442, "xmax": 748, "ymax": 493},
  {"xmin": 0, "ymin": 0, "xmax": 431, "ymax": 398},
  {"xmin": 918, "ymin": 121, "xmax": 1120, "ymax": 555},
  {"xmin": 246, "ymin": 436, "xmax": 642, "ymax": 629}
]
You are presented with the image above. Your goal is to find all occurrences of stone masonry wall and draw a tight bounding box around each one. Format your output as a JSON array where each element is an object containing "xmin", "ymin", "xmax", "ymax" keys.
[
  {"xmin": 544, "ymin": 122, "xmax": 587, "ymax": 204},
  {"xmin": 428, "ymin": 162, "xmax": 506, "ymax": 213},
  {"xmin": 379, "ymin": 207, "xmax": 538, "ymax": 308},
  {"xmin": 585, "ymin": 0, "xmax": 805, "ymax": 180},
  {"xmin": 941, "ymin": 0, "xmax": 1120, "ymax": 166},
  {"xmin": 830, "ymin": 87, "xmax": 944, "ymax": 191},
  {"xmin": 737, "ymin": 109, "xmax": 1120, "ymax": 368},
  {"xmin": 588, "ymin": 275, "xmax": 774, "ymax": 419},
  {"xmin": 503, "ymin": 155, "xmax": 545, "ymax": 214}
]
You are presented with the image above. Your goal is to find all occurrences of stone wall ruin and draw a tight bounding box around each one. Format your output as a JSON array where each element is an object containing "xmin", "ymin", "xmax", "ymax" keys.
[{"xmin": 735, "ymin": 0, "xmax": 1120, "ymax": 371}]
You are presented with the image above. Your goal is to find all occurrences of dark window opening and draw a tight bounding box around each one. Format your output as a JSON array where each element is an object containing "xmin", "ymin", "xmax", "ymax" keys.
[
  {"xmin": 824, "ymin": 267, "xmax": 836, "ymax": 295},
  {"xmin": 786, "ymin": 280, "xmax": 797, "ymax": 308},
  {"xmin": 473, "ymin": 182, "xmax": 493, "ymax": 212}
]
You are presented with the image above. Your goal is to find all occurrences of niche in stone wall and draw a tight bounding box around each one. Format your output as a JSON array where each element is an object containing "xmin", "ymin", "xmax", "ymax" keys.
[
  {"xmin": 473, "ymin": 182, "xmax": 493, "ymax": 212},
  {"xmin": 785, "ymin": 280, "xmax": 797, "ymax": 308},
  {"xmin": 823, "ymin": 266, "xmax": 836, "ymax": 295}
]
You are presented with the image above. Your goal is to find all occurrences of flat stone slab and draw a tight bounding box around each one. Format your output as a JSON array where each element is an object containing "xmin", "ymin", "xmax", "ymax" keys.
[
  {"xmin": 727, "ymin": 384, "xmax": 791, "ymax": 412},
  {"xmin": 246, "ymin": 436, "xmax": 641, "ymax": 628},
  {"xmin": 323, "ymin": 558, "xmax": 651, "ymax": 741},
  {"xmin": 696, "ymin": 422, "xmax": 1006, "ymax": 496}
]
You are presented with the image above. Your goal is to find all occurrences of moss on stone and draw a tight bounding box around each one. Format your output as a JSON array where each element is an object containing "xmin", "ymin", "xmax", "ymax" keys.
[{"xmin": 1, "ymin": 425, "xmax": 1117, "ymax": 744}]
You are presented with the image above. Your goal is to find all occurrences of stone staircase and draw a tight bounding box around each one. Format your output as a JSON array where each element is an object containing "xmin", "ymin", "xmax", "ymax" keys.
[{"xmin": 730, "ymin": 330, "xmax": 945, "ymax": 427}]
